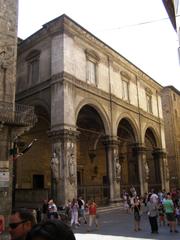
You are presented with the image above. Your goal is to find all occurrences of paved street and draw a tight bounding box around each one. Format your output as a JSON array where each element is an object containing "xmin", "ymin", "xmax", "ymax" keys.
[
  {"xmin": 74, "ymin": 207, "xmax": 180, "ymax": 240},
  {"xmin": 1, "ymin": 207, "xmax": 180, "ymax": 240}
]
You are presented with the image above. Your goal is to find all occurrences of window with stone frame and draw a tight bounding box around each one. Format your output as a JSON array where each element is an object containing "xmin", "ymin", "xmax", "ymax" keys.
[
  {"xmin": 145, "ymin": 88, "xmax": 153, "ymax": 113},
  {"xmin": 26, "ymin": 50, "xmax": 40, "ymax": 85},
  {"xmin": 120, "ymin": 71, "xmax": 130, "ymax": 102},
  {"xmin": 85, "ymin": 49, "xmax": 100, "ymax": 86},
  {"xmin": 122, "ymin": 79, "xmax": 129, "ymax": 101}
]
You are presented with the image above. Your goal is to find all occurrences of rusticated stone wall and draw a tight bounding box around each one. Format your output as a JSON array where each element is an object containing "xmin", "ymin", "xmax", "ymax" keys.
[
  {"xmin": 0, "ymin": 0, "xmax": 18, "ymax": 103},
  {"xmin": 0, "ymin": 0, "xmax": 18, "ymax": 231}
]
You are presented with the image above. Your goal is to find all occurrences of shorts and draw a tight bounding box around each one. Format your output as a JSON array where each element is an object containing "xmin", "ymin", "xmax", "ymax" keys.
[{"xmin": 166, "ymin": 213, "xmax": 176, "ymax": 222}]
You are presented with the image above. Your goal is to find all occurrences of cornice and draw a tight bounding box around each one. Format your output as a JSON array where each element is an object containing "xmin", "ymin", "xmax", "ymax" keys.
[
  {"xmin": 16, "ymin": 70, "xmax": 163, "ymax": 126},
  {"xmin": 18, "ymin": 14, "xmax": 162, "ymax": 92}
]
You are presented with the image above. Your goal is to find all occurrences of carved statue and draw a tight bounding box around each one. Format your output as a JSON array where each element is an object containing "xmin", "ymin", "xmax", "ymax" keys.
[
  {"xmin": 116, "ymin": 160, "xmax": 121, "ymax": 179},
  {"xmin": 51, "ymin": 152, "xmax": 59, "ymax": 180},
  {"xmin": 144, "ymin": 160, "xmax": 149, "ymax": 181},
  {"xmin": 69, "ymin": 153, "xmax": 75, "ymax": 178}
]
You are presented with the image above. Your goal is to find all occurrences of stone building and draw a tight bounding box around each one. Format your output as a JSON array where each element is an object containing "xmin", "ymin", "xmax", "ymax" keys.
[
  {"xmin": 0, "ymin": 0, "xmax": 36, "ymax": 224},
  {"xmin": 161, "ymin": 86, "xmax": 180, "ymax": 188},
  {"xmin": 16, "ymin": 14, "xmax": 169, "ymax": 207}
]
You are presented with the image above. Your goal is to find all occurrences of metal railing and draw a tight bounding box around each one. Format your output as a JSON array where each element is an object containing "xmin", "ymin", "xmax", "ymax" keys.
[
  {"xmin": 78, "ymin": 185, "xmax": 110, "ymax": 206},
  {"xmin": 0, "ymin": 101, "xmax": 37, "ymax": 126}
]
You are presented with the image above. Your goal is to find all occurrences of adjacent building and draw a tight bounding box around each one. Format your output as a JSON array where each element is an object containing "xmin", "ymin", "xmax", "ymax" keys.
[
  {"xmin": 15, "ymin": 14, "xmax": 169, "ymax": 207},
  {"xmin": 162, "ymin": 0, "xmax": 180, "ymax": 62},
  {"xmin": 0, "ymin": 0, "xmax": 36, "ymax": 225},
  {"xmin": 161, "ymin": 86, "xmax": 180, "ymax": 188}
]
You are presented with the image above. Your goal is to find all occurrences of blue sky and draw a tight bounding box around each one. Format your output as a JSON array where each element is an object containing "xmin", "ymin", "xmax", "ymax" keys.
[{"xmin": 18, "ymin": 0, "xmax": 180, "ymax": 90}]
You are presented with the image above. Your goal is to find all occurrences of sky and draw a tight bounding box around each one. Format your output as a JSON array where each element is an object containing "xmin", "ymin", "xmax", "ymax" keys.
[{"xmin": 18, "ymin": 0, "xmax": 180, "ymax": 90}]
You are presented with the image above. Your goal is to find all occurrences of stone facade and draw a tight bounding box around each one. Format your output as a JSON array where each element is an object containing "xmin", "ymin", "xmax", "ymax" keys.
[
  {"xmin": 0, "ymin": 0, "xmax": 36, "ymax": 230},
  {"xmin": 0, "ymin": 0, "xmax": 19, "ymax": 224},
  {"xmin": 161, "ymin": 86, "xmax": 180, "ymax": 188},
  {"xmin": 16, "ymin": 14, "xmax": 169, "ymax": 207}
]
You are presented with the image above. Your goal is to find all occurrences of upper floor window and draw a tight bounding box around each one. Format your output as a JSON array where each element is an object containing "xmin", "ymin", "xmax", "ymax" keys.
[
  {"xmin": 145, "ymin": 87, "xmax": 153, "ymax": 113},
  {"xmin": 146, "ymin": 94, "xmax": 152, "ymax": 113},
  {"xmin": 85, "ymin": 49, "xmax": 100, "ymax": 86},
  {"xmin": 122, "ymin": 80, "xmax": 129, "ymax": 101},
  {"xmin": 87, "ymin": 59, "xmax": 96, "ymax": 84},
  {"xmin": 120, "ymin": 71, "xmax": 130, "ymax": 102},
  {"xmin": 26, "ymin": 50, "xmax": 40, "ymax": 85}
]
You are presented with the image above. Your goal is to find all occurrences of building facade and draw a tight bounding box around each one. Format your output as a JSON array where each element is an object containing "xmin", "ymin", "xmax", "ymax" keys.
[
  {"xmin": 0, "ymin": 0, "xmax": 36, "ymax": 225},
  {"xmin": 16, "ymin": 14, "xmax": 169, "ymax": 207},
  {"xmin": 161, "ymin": 86, "xmax": 180, "ymax": 188}
]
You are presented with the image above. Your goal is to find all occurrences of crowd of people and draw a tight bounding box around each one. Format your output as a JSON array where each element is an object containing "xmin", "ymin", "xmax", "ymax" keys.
[
  {"xmin": 122, "ymin": 186, "xmax": 180, "ymax": 234},
  {"xmin": 6, "ymin": 188, "xmax": 180, "ymax": 239},
  {"xmin": 8, "ymin": 197, "xmax": 99, "ymax": 240}
]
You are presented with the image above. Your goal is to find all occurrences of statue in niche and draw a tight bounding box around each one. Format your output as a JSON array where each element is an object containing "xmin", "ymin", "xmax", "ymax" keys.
[
  {"xmin": 67, "ymin": 140, "xmax": 75, "ymax": 183},
  {"xmin": 51, "ymin": 143, "xmax": 61, "ymax": 180},
  {"xmin": 114, "ymin": 148, "xmax": 121, "ymax": 180},
  {"xmin": 116, "ymin": 159, "xmax": 121, "ymax": 179},
  {"xmin": 69, "ymin": 153, "xmax": 75, "ymax": 178},
  {"xmin": 144, "ymin": 160, "xmax": 149, "ymax": 181},
  {"xmin": 51, "ymin": 152, "xmax": 59, "ymax": 180}
]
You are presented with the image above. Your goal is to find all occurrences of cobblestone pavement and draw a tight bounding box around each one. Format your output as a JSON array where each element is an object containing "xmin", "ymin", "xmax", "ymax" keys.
[{"xmin": 74, "ymin": 207, "xmax": 180, "ymax": 240}]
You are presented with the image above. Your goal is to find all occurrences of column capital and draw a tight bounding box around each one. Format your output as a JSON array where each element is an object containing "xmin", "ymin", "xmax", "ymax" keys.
[
  {"xmin": 152, "ymin": 148, "xmax": 167, "ymax": 158},
  {"xmin": 102, "ymin": 135, "xmax": 120, "ymax": 147},
  {"xmin": 48, "ymin": 128, "xmax": 80, "ymax": 143},
  {"xmin": 132, "ymin": 143, "xmax": 146, "ymax": 153}
]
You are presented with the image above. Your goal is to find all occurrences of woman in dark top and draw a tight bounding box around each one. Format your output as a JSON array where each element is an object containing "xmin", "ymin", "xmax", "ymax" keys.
[{"xmin": 133, "ymin": 197, "xmax": 141, "ymax": 231}]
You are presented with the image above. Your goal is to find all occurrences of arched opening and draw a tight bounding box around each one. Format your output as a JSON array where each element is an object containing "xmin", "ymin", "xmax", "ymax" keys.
[
  {"xmin": 76, "ymin": 105, "xmax": 108, "ymax": 205},
  {"xmin": 145, "ymin": 128, "xmax": 161, "ymax": 191},
  {"xmin": 117, "ymin": 118, "xmax": 139, "ymax": 194},
  {"xmin": 15, "ymin": 106, "xmax": 51, "ymax": 208}
]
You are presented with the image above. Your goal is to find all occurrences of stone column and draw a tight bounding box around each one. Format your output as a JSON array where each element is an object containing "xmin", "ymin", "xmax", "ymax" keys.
[
  {"xmin": 103, "ymin": 136, "xmax": 121, "ymax": 204},
  {"xmin": 133, "ymin": 144, "xmax": 148, "ymax": 196},
  {"xmin": 48, "ymin": 128, "xmax": 79, "ymax": 205},
  {"xmin": 153, "ymin": 148, "xmax": 169, "ymax": 192}
]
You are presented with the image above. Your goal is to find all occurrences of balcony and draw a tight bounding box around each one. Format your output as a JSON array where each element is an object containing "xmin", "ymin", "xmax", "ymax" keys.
[{"xmin": 0, "ymin": 101, "xmax": 37, "ymax": 126}]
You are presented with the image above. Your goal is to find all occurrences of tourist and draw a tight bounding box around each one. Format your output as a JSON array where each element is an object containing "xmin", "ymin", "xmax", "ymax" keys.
[
  {"xmin": 163, "ymin": 192, "xmax": 178, "ymax": 233},
  {"xmin": 70, "ymin": 198, "xmax": 79, "ymax": 228},
  {"xmin": 87, "ymin": 199, "xmax": 98, "ymax": 232},
  {"xmin": 48, "ymin": 199, "xmax": 58, "ymax": 220},
  {"xmin": 9, "ymin": 208, "xmax": 36, "ymax": 240},
  {"xmin": 147, "ymin": 194, "xmax": 159, "ymax": 234},
  {"xmin": 77, "ymin": 196, "xmax": 87, "ymax": 224},
  {"xmin": 42, "ymin": 199, "xmax": 48, "ymax": 222},
  {"xmin": 26, "ymin": 219, "xmax": 76, "ymax": 240},
  {"xmin": 132, "ymin": 197, "xmax": 141, "ymax": 232}
]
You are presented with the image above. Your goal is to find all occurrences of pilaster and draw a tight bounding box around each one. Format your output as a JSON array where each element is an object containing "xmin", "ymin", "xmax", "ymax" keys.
[
  {"xmin": 153, "ymin": 148, "xmax": 169, "ymax": 192},
  {"xmin": 133, "ymin": 143, "xmax": 148, "ymax": 195},
  {"xmin": 48, "ymin": 128, "xmax": 79, "ymax": 205},
  {"xmin": 103, "ymin": 136, "xmax": 121, "ymax": 204}
]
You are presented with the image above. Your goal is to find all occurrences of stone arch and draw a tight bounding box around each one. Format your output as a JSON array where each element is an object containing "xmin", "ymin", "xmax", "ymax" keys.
[
  {"xmin": 75, "ymin": 98, "xmax": 111, "ymax": 135},
  {"xmin": 143, "ymin": 126, "xmax": 161, "ymax": 191},
  {"xmin": 142, "ymin": 124, "xmax": 161, "ymax": 147},
  {"xmin": 117, "ymin": 115, "xmax": 140, "ymax": 194},
  {"xmin": 116, "ymin": 112, "xmax": 140, "ymax": 142},
  {"xmin": 75, "ymin": 101, "xmax": 110, "ymax": 205}
]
